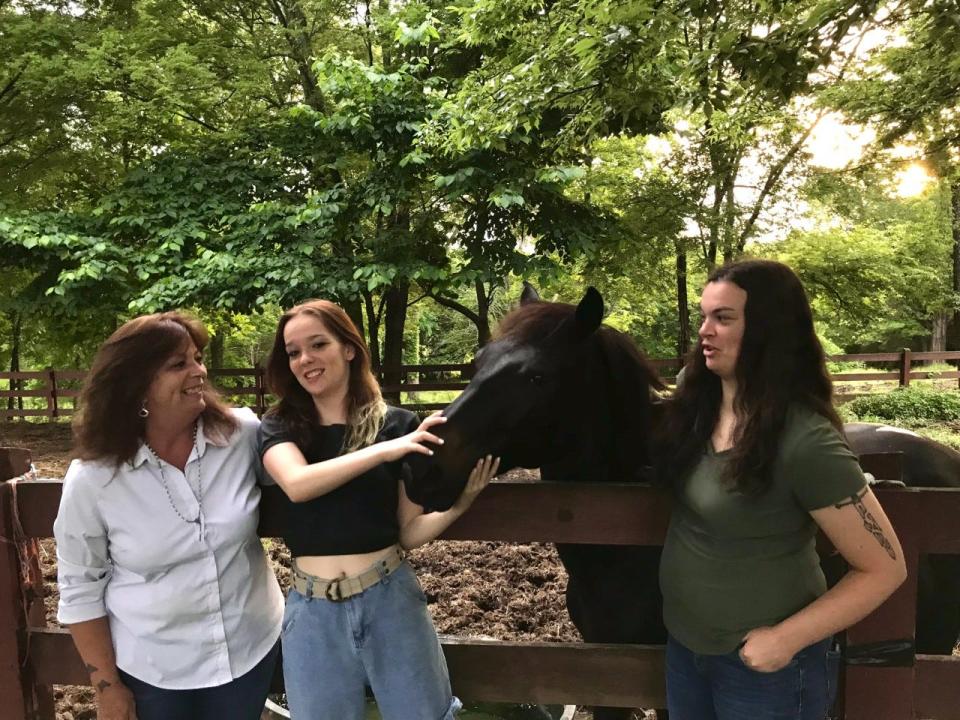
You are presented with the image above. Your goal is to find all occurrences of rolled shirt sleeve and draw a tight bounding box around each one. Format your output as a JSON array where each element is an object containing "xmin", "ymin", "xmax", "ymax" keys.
[{"xmin": 54, "ymin": 459, "xmax": 112, "ymax": 624}]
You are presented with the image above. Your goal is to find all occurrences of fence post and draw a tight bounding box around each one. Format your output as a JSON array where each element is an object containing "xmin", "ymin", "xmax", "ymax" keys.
[
  {"xmin": 0, "ymin": 448, "xmax": 42, "ymax": 720},
  {"xmin": 898, "ymin": 349, "xmax": 912, "ymax": 387},
  {"xmin": 255, "ymin": 367, "xmax": 266, "ymax": 416},
  {"xmin": 840, "ymin": 491, "xmax": 921, "ymax": 719},
  {"xmin": 45, "ymin": 369, "xmax": 58, "ymax": 419}
]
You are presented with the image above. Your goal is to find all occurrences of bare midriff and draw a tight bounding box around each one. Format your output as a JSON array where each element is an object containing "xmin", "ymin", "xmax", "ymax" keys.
[{"xmin": 294, "ymin": 544, "xmax": 399, "ymax": 579}]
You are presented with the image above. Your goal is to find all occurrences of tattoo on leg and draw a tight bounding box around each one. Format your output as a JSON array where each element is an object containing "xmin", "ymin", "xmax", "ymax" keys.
[{"xmin": 835, "ymin": 487, "xmax": 896, "ymax": 560}]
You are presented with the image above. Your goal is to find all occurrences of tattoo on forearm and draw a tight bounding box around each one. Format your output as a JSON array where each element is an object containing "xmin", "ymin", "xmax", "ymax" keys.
[
  {"xmin": 835, "ymin": 487, "xmax": 897, "ymax": 560},
  {"xmin": 85, "ymin": 662, "xmax": 113, "ymax": 692}
]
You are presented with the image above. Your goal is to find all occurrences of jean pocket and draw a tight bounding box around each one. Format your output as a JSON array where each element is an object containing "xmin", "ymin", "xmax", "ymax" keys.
[
  {"xmin": 826, "ymin": 646, "xmax": 841, "ymax": 713},
  {"xmin": 281, "ymin": 592, "xmax": 304, "ymax": 636},
  {"xmin": 395, "ymin": 565, "xmax": 428, "ymax": 604}
]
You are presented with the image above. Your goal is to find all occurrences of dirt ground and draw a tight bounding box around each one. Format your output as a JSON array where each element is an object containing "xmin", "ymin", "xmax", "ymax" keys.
[{"xmin": 4, "ymin": 422, "xmax": 641, "ymax": 720}]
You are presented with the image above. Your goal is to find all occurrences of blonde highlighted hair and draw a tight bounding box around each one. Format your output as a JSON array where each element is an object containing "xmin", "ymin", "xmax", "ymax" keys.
[{"xmin": 264, "ymin": 300, "xmax": 386, "ymax": 453}]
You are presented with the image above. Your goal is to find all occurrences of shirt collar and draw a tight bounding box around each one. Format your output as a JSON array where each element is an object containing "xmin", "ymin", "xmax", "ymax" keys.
[{"xmin": 130, "ymin": 415, "xmax": 228, "ymax": 469}]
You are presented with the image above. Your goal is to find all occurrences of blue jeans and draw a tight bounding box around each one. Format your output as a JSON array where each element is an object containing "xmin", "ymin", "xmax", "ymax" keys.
[
  {"xmin": 281, "ymin": 560, "xmax": 461, "ymax": 720},
  {"xmin": 666, "ymin": 634, "xmax": 840, "ymax": 720},
  {"xmin": 118, "ymin": 640, "xmax": 279, "ymax": 720}
]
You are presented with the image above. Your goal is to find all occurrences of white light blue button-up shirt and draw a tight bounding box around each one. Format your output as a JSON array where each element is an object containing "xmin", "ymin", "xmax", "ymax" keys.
[{"xmin": 54, "ymin": 408, "xmax": 283, "ymax": 689}]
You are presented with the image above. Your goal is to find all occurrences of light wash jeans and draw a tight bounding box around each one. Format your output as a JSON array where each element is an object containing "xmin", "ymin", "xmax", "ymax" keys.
[
  {"xmin": 281, "ymin": 560, "xmax": 461, "ymax": 720},
  {"xmin": 666, "ymin": 634, "xmax": 840, "ymax": 720}
]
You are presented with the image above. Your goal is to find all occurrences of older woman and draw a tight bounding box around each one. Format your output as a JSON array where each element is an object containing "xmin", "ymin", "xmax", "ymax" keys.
[{"xmin": 54, "ymin": 312, "xmax": 283, "ymax": 720}]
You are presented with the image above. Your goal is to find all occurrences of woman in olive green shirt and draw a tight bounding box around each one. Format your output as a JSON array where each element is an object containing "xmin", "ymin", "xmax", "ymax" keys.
[{"xmin": 657, "ymin": 260, "xmax": 906, "ymax": 720}]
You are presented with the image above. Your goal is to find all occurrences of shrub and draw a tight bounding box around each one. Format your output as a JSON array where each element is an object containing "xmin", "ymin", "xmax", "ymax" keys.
[{"xmin": 845, "ymin": 387, "xmax": 960, "ymax": 423}]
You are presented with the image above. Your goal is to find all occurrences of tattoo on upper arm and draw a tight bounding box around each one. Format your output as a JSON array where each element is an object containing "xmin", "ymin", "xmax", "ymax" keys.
[
  {"xmin": 84, "ymin": 663, "xmax": 97, "ymax": 676},
  {"xmin": 834, "ymin": 487, "xmax": 897, "ymax": 560},
  {"xmin": 96, "ymin": 679, "xmax": 112, "ymax": 692}
]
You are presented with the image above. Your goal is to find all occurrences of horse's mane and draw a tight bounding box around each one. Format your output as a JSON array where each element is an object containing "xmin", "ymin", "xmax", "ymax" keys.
[
  {"xmin": 494, "ymin": 301, "xmax": 575, "ymax": 343},
  {"xmin": 495, "ymin": 299, "xmax": 664, "ymax": 394}
]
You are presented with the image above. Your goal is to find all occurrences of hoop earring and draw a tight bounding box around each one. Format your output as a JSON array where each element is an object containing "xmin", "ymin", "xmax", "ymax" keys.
[{"xmin": 139, "ymin": 403, "xmax": 149, "ymax": 419}]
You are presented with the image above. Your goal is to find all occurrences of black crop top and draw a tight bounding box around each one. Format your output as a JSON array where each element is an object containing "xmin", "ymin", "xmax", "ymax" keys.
[{"xmin": 258, "ymin": 406, "xmax": 420, "ymax": 557}]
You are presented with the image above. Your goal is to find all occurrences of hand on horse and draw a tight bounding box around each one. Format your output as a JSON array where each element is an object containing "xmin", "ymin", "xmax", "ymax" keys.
[
  {"xmin": 738, "ymin": 625, "xmax": 800, "ymax": 673},
  {"xmin": 380, "ymin": 414, "xmax": 447, "ymax": 462},
  {"xmin": 96, "ymin": 681, "xmax": 138, "ymax": 720},
  {"xmin": 453, "ymin": 455, "xmax": 500, "ymax": 511}
]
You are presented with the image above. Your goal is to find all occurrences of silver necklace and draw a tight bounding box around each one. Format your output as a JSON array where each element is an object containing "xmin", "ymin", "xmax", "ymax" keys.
[{"xmin": 146, "ymin": 424, "xmax": 204, "ymax": 541}]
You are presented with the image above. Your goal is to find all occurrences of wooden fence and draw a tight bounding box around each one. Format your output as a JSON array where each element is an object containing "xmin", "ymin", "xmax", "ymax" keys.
[
  {"xmin": 1, "ymin": 447, "xmax": 958, "ymax": 718},
  {"xmin": 3, "ymin": 350, "xmax": 959, "ymax": 421}
]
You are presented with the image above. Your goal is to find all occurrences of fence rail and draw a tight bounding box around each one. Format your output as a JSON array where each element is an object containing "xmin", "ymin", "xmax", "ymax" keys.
[
  {"xmin": 2, "ymin": 350, "xmax": 959, "ymax": 420},
  {"xmin": 1, "ymin": 447, "xmax": 958, "ymax": 718}
]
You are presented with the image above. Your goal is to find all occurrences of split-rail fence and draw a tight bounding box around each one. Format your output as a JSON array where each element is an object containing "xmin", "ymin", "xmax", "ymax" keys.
[
  {"xmin": 1, "ymin": 448, "xmax": 959, "ymax": 719},
  {"xmin": 3, "ymin": 350, "xmax": 959, "ymax": 420}
]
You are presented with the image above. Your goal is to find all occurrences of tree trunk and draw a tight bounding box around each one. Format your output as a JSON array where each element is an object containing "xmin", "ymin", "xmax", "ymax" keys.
[
  {"xmin": 381, "ymin": 280, "xmax": 409, "ymax": 406},
  {"xmin": 6, "ymin": 310, "xmax": 21, "ymax": 411},
  {"xmin": 363, "ymin": 291, "xmax": 381, "ymax": 372},
  {"xmin": 675, "ymin": 241, "xmax": 690, "ymax": 360},
  {"xmin": 209, "ymin": 329, "xmax": 225, "ymax": 369},
  {"xmin": 342, "ymin": 295, "xmax": 365, "ymax": 344},
  {"xmin": 949, "ymin": 179, "xmax": 960, "ymax": 350},
  {"xmin": 931, "ymin": 312, "xmax": 948, "ymax": 353},
  {"xmin": 475, "ymin": 280, "xmax": 492, "ymax": 347}
]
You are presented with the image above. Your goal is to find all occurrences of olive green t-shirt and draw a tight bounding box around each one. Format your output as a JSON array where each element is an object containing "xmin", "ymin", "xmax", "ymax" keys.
[{"xmin": 659, "ymin": 406, "xmax": 866, "ymax": 655}]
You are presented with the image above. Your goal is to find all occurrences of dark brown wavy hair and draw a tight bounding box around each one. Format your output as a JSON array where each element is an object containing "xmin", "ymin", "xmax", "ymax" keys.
[
  {"xmin": 72, "ymin": 312, "xmax": 237, "ymax": 466},
  {"xmin": 264, "ymin": 300, "xmax": 385, "ymax": 452},
  {"xmin": 657, "ymin": 259, "xmax": 842, "ymax": 495}
]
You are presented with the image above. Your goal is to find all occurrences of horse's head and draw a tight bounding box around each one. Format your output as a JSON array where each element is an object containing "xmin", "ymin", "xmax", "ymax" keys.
[{"xmin": 405, "ymin": 284, "xmax": 664, "ymax": 510}]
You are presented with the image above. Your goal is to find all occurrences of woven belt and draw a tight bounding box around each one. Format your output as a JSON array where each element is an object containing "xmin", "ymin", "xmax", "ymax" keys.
[{"xmin": 292, "ymin": 546, "xmax": 404, "ymax": 602}]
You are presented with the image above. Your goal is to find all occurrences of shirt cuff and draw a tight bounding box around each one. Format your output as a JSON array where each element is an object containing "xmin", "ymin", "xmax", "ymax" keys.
[{"xmin": 58, "ymin": 600, "xmax": 108, "ymax": 625}]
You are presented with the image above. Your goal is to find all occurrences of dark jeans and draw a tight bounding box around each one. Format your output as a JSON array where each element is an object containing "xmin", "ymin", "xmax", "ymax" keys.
[
  {"xmin": 666, "ymin": 634, "xmax": 840, "ymax": 720},
  {"xmin": 118, "ymin": 640, "xmax": 279, "ymax": 720}
]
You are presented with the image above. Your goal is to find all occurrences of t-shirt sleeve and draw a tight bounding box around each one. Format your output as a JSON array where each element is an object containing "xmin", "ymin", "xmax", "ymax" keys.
[
  {"xmin": 382, "ymin": 406, "xmax": 420, "ymax": 438},
  {"xmin": 785, "ymin": 412, "xmax": 867, "ymax": 511},
  {"xmin": 258, "ymin": 413, "xmax": 297, "ymax": 459},
  {"xmin": 382, "ymin": 406, "xmax": 421, "ymax": 484}
]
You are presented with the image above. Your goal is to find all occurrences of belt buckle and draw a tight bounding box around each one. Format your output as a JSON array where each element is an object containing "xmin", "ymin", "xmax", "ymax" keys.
[{"xmin": 325, "ymin": 578, "xmax": 345, "ymax": 602}]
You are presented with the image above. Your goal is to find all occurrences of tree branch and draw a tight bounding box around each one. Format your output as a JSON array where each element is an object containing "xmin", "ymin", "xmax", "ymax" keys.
[{"xmin": 426, "ymin": 290, "xmax": 481, "ymax": 326}]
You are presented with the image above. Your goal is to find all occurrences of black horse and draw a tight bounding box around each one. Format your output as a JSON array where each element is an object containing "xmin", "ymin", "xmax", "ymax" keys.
[
  {"xmin": 407, "ymin": 284, "xmax": 666, "ymax": 720},
  {"xmin": 405, "ymin": 286, "xmax": 960, "ymax": 719}
]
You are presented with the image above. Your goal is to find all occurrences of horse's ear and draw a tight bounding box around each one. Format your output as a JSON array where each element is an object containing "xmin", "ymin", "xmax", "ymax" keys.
[
  {"xmin": 574, "ymin": 287, "xmax": 604, "ymax": 338},
  {"xmin": 520, "ymin": 282, "xmax": 541, "ymax": 305}
]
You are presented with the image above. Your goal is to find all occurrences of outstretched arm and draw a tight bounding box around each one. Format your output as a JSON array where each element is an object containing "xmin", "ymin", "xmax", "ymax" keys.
[
  {"xmin": 739, "ymin": 486, "xmax": 907, "ymax": 672},
  {"xmin": 398, "ymin": 455, "xmax": 500, "ymax": 550},
  {"xmin": 264, "ymin": 415, "xmax": 447, "ymax": 503}
]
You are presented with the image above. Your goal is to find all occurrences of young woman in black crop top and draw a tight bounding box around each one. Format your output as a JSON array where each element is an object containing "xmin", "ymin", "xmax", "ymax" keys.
[{"xmin": 259, "ymin": 299, "xmax": 498, "ymax": 720}]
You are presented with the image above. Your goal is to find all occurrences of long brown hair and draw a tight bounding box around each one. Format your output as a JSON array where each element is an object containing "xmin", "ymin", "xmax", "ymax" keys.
[
  {"xmin": 73, "ymin": 312, "xmax": 237, "ymax": 466},
  {"xmin": 264, "ymin": 300, "xmax": 386, "ymax": 453},
  {"xmin": 658, "ymin": 259, "xmax": 842, "ymax": 495}
]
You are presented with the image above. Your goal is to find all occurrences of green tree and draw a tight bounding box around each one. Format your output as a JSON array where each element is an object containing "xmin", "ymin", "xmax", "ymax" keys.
[
  {"xmin": 824, "ymin": 0, "xmax": 960, "ymax": 347},
  {"xmin": 774, "ymin": 179, "xmax": 955, "ymax": 351}
]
